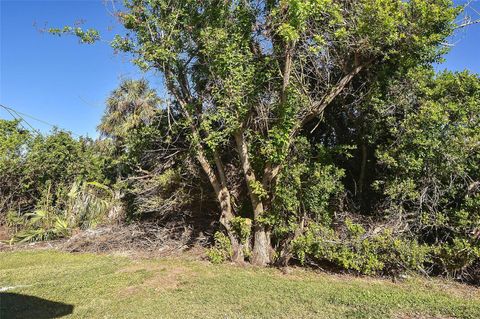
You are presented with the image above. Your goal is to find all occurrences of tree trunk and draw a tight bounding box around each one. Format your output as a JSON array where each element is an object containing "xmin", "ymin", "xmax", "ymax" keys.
[
  {"xmin": 163, "ymin": 69, "xmax": 244, "ymax": 262},
  {"xmin": 196, "ymin": 147, "xmax": 244, "ymax": 263},
  {"xmin": 276, "ymin": 213, "xmax": 305, "ymax": 267},
  {"xmin": 252, "ymin": 225, "xmax": 270, "ymax": 265},
  {"xmin": 234, "ymin": 130, "xmax": 271, "ymax": 266},
  {"xmin": 217, "ymin": 187, "xmax": 244, "ymax": 263}
]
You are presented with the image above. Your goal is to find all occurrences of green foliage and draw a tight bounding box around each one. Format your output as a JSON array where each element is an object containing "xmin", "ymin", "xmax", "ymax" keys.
[
  {"xmin": 206, "ymin": 231, "xmax": 233, "ymax": 264},
  {"xmin": 48, "ymin": 26, "xmax": 100, "ymax": 44},
  {"xmin": 0, "ymin": 120, "xmax": 32, "ymax": 221},
  {"xmin": 433, "ymin": 238, "xmax": 480, "ymax": 276},
  {"xmin": 8, "ymin": 183, "xmax": 70, "ymax": 243},
  {"xmin": 25, "ymin": 131, "xmax": 107, "ymax": 189},
  {"xmin": 230, "ymin": 217, "xmax": 252, "ymax": 245},
  {"xmin": 37, "ymin": 0, "xmax": 480, "ymax": 280},
  {"xmin": 65, "ymin": 181, "xmax": 118, "ymax": 229},
  {"xmin": 272, "ymin": 0, "xmax": 343, "ymax": 43},
  {"xmin": 259, "ymin": 87, "xmax": 306, "ymax": 164},
  {"xmin": 374, "ymin": 70, "xmax": 480, "ymax": 277},
  {"xmin": 8, "ymin": 210, "xmax": 70, "ymax": 243},
  {"xmin": 249, "ymin": 180, "xmax": 268, "ymax": 201},
  {"xmin": 8, "ymin": 180, "xmax": 117, "ymax": 243},
  {"xmin": 0, "ymin": 119, "xmax": 114, "ymax": 242},
  {"xmin": 99, "ymin": 79, "xmax": 160, "ymax": 141},
  {"xmin": 271, "ymin": 140, "xmax": 345, "ymax": 239},
  {"xmin": 293, "ymin": 221, "xmax": 430, "ymax": 276}
]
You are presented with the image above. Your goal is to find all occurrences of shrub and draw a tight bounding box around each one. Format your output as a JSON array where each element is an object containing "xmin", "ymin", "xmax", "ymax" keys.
[
  {"xmin": 8, "ymin": 209, "xmax": 70, "ymax": 243},
  {"xmin": 433, "ymin": 238, "xmax": 480, "ymax": 279},
  {"xmin": 292, "ymin": 220, "xmax": 430, "ymax": 276},
  {"xmin": 207, "ymin": 232, "xmax": 233, "ymax": 264},
  {"xmin": 8, "ymin": 181, "xmax": 117, "ymax": 243}
]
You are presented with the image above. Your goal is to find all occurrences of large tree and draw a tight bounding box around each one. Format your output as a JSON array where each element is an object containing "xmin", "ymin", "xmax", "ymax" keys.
[{"xmin": 55, "ymin": 0, "xmax": 460, "ymax": 265}]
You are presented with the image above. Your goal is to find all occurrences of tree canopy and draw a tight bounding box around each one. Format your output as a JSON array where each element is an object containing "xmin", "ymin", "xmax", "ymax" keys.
[{"xmin": 100, "ymin": 0, "xmax": 460, "ymax": 265}]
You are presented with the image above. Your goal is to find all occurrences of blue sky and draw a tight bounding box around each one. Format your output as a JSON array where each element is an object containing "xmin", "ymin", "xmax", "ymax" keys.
[{"xmin": 1, "ymin": 0, "xmax": 479, "ymax": 138}]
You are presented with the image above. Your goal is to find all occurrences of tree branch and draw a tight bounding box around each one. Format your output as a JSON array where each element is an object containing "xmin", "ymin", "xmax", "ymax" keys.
[
  {"xmin": 263, "ymin": 63, "xmax": 368, "ymax": 189},
  {"xmin": 234, "ymin": 129, "xmax": 265, "ymax": 218},
  {"xmin": 301, "ymin": 64, "xmax": 365, "ymax": 126}
]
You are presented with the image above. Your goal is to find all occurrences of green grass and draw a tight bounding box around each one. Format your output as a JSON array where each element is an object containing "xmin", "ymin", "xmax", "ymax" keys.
[{"xmin": 0, "ymin": 250, "xmax": 479, "ymax": 318}]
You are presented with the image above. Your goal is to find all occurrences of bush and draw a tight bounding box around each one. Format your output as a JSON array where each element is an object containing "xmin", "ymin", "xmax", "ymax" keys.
[
  {"xmin": 207, "ymin": 232, "xmax": 233, "ymax": 264},
  {"xmin": 292, "ymin": 220, "xmax": 430, "ymax": 276},
  {"xmin": 433, "ymin": 238, "xmax": 480, "ymax": 279},
  {"xmin": 7, "ymin": 181, "xmax": 118, "ymax": 243},
  {"xmin": 7, "ymin": 209, "xmax": 70, "ymax": 243}
]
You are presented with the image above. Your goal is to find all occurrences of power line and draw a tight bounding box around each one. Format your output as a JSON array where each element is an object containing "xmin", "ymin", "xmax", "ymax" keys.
[
  {"xmin": 2, "ymin": 105, "xmax": 41, "ymax": 135},
  {"xmin": 0, "ymin": 104, "xmax": 83, "ymax": 137},
  {"xmin": 1, "ymin": 104, "xmax": 50, "ymax": 136},
  {"xmin": 1, "ymin": 106, "xmax": 32, "ymax": 133}
]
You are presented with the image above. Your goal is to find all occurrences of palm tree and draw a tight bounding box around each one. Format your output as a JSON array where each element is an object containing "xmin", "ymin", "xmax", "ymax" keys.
[
  {"xmin": 97, "ymin": 79, "xmax": 162, "ymax": 221},
  {"xmin": 98, "ymin": 79, "xmax": 161, "ymax": 142}
]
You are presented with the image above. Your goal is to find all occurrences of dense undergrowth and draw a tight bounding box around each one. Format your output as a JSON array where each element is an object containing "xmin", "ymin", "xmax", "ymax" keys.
[{"xmin": 1, "ymin": 70, "xmax": 479, "ymax": 283}]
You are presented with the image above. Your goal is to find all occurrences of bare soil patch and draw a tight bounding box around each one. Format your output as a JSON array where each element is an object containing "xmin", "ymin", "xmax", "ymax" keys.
[{"xmin": 118, "ymin": 262, "xmax": 193, "ymax": 297}]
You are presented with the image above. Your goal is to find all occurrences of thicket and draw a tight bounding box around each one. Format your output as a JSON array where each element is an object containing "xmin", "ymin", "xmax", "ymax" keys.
[
  {"xmin": 0, "ymin": 121, "xmax": 117, "ymax": 242},
  {"xmin": 1, "ymin": 0, "xmax": 479, "ymax": 283}
]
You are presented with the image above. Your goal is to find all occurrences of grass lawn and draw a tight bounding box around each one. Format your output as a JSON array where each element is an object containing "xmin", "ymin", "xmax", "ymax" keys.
[{"xmin": 0, "ymin": 250, "xmax": 479, "ymax": 319}]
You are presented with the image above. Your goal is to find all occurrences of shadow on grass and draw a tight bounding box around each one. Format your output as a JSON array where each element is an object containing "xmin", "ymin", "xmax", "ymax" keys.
[{"xmin": 0, "ymin": 293, "xmax": 74, "ymax": 318}]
